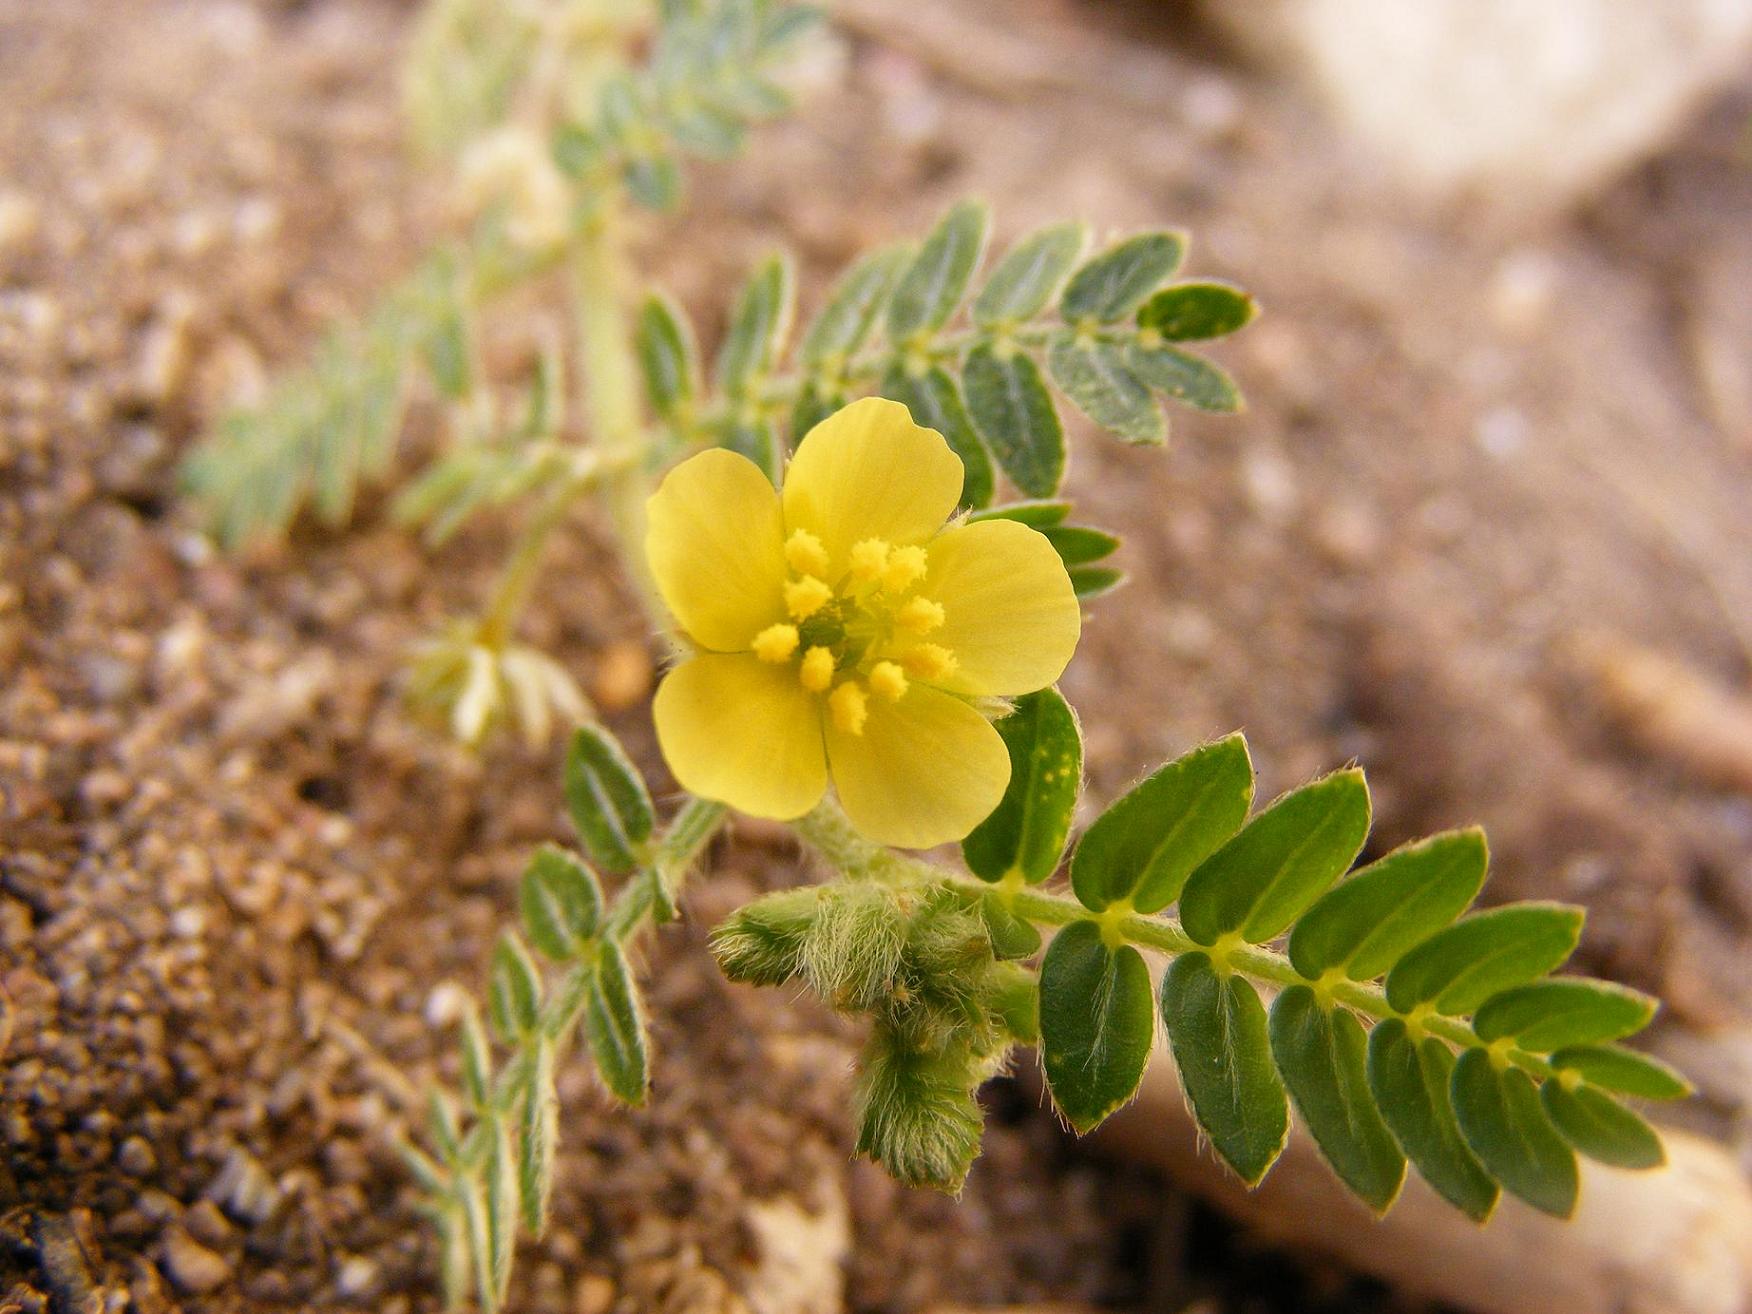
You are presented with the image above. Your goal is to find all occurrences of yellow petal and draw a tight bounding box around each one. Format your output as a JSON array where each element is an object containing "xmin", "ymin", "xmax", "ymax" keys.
[
  {"xmin": 782, "ymin": 397, "xmax": 963, "ymax": 571},
  {"xmin": 647, "ymin": 449, "xmax": 786, "ymax": 652},
  {"xmin": 653, "ymin": 654, "xmax": 827, "ymax": 819},
  {"xmin": 825, "ymin": 684, "xmax": 1010, "ymax": 849},
  {"xmin": 920, "ymin": 519, "xmax": 1080, "ymax": 696}
]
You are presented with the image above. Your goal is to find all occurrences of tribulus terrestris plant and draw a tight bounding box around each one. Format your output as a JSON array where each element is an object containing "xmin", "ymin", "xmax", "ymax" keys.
[{"xmin": 181, "ymin": 0, "xmax": 1693, "ymax": 1309}]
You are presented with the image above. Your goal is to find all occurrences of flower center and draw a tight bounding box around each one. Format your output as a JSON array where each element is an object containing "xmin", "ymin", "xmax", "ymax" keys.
[{"xmin": 751, "ymin": 529, "xmax": 959, "ymax": 735}]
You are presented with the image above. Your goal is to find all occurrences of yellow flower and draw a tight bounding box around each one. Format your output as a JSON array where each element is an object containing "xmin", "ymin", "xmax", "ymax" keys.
[{"xmin": 647, "ymin": 397, "xmax": 1081, "ymax": 848}]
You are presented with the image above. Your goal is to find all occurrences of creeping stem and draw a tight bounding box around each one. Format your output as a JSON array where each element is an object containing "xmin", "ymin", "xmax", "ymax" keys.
[{"xmin": 788, "ymin": 797, "xmax": 1551, "ymax": 1079}]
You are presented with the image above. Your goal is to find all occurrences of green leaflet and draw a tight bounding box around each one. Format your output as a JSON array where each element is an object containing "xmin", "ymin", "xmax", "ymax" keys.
[
  {"xmin": 717, "ymin": 253, "xmax": 794, "ymax": 395},
  {"xmin": 1159, "ymin": 953, "xmax": 1286, "ymax": 1185},
  {"xmin": 1039, "ymin": 525, "xmax": 1119, "ymax": 566},
  {"xmin": 880, "ymin": 363, "xmax": 995, "ymax": 510},
  {"xmin": 1137, "ymin": 281, "xmax": 1257, "ymax": 341},
  {"xmin": 666, "ymin": 103, "xmax": 745, "ymax": 158},
  {"xmin": 636, "ymin": 292, "xmax": 699, "ymax": 419},
  {"xmin": 459, "ymin": 1004, "xmax": 492, "ymax": 1110},
  {"xmin": 967, "ymin": 500, "xmax": 1069, "ymax": 528},
  {"xmin": 482, "ymin": 1112, "xmax": 518, "ymax": 1306},
  {"xmin": 886, "ymin": 200, "xmax": 989, "ymax": 341},
  {"xmin": 518, "ymin": 1037, "xmax": 559, "ymax": 1232},
  {"xmin": 1126, "ymin": 343, "xmax": 1241, "ymax": 413},
  {"xmin": 1540, "ymin": 1081, "xmax": 1665, "ymax": 1170},
  {"xmin": 1288, "ymin": 829, "xmax": 1488, "ymax": 981},
  {"xmin": 488, "ymin": 933, "xmax": 542, "ymax": 1039},
  {"xmin": 1471, "ymin": 978, "xmax": 1657, "ymax": 1052},
  {"xmin": 1179, "ymin": 769, "xmax": 1370, "ymax": 946},
  {"xmin": 583, "ymin": 942, "xmax": 650, "ymax": 1106},
  {"xmin": 564, "ymin": 725, "xmax": 656, "ymax": 875},
  {"xmin": 1270, "ymin": 987, "xmax": 1405, "ymax": 1213},
  {"xmin": 520, "ymin": 845, "xmax": 604, "ymax": 960},
  {"xmin": 987, "ymin": 961, "xmax": 1041, "ymax": 1044},
  {"xmin": 1384, "ymin": 903, "xmax": 1584, "ymax": 1016},
  {"xmin": 1547, "ymin": 1044, "xmax": 1692, "ymax": 1101},
  {"xmin": 962, "ymin": 688, "xmax": 1083, "ymax": 884},
  {"xmin": 1366, "ymin": 1020, "xmax": 1498, "ymax": 1222},
  {"xmin": 1039, "ymin": 921, "xmax": 1154, "ymax": 1132},
  {"xmin": 800, "ymin": 245, "xmax": 909, "ymax": 367},
  {"xmin": 1067, "ymin": 566, "xmax": 1124, "ymax": 599},
  {"xmin": 1046, "ymin": 334, "xmax": 1165, "ymax": 445},
  {"xmin": 718, "ymin": 417, "xmax": 782, "ymax": 482},
  {"xmin": 973, "ymin": 221, "xmax": 1087, "ymax": 327},
  {"xmin": 1060, "ymin": 231, "xmax": 1185, "ymax": 324},
  {"xmin": 962, "ymin": 344, "xmax": 1065, "ymax": 498},
  {"xmin": 624, "ymin": 153, "xmax": 682, "ymax": 210},
  {"xmin": 1070, "ymin": 733, "xmax": 1253, "ymax": 914},
  {"xmin": 1451, "ymin": 1050, "xmax": 1578, "ymax": 1218},
  {"xmin": 979, "ymin": 890, "xmax": 1042, "ymax": 961}
]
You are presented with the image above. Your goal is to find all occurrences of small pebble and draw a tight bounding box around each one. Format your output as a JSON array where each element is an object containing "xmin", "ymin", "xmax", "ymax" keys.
[
  {"xmin": 161, "ymin": 1229, "xmax": 230, "ymax": 1295},
  {"xmin": 117, "ymin": 1135, "xmax": 156, "ymax": 1176}
]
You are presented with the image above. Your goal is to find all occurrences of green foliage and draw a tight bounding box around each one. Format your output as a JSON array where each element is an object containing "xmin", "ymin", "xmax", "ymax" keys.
[
  {"xmin": 564, "ymin": 725, "xmax": 656, "ymax": 875},
  {"xmin": 961, "ymin": 689, "xmax": 1082, "ymax": 885},
  {"xmin": 1038, "ymin": 921, "xmax": 1154, "ymax": 1133},
  {"xmin": 1451, "ymin": 1051, "xmax": 1578, "ymax": 1218},
  {"xmin": 1366, "ymin": 1020, "xmax": 1498, "ymax": 1220}
]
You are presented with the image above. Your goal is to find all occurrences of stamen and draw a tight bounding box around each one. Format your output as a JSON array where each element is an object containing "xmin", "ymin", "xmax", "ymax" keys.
[
  {"xmin": 785, "ymin": 575, "xmax": 833, "ymax": 620},
  {"xmin": 895, "ymin": 597, "xmax": 944, "ymax": 635},
  {"xmin": 751, "ymin": 623, "xmax": 799, "ymax": 663},
  {"xmin": 829, "ymin": 681, "xmax": 868, "ymax": 735},
  {"xmin": 799, "ymin": 646, "xmax": 836, "ymax": 692},
  {"xmin": 785, "ymin": 528, "xmax": 829, "ymax": 577},
  {"xmin": 849, "ymin": 538, "xmax": 891, "ymax": 583},
  {"xmin": 901, "ymin": 643, "xmax": 958, "ymax": 682},
  {"xmin": 882, "ymin": 545, "xmax": 927, "ymax": 593},
  {"xmin": 868, "ymin": 661, "xmax": 908, "ymax": 701}
]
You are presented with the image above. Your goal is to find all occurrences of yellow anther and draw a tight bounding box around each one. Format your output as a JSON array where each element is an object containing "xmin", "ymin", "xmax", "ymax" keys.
[
  {"xmin": 784, "ymin": 528, "xmax": 829, "ymax": 577},
  {"xmin": 784, "ymin": 575, "xmax": 833, "ymax": 620},
  {"xmin": 868, "ymin": 661, "xmax": 908, "ymax": 701},
  {"xmin": 829, "ymin": 681, "xmax": 868, "ymax": 735},
  {"xmin": 849, "ymin": 538, "xmax": 891, "ymax": 582},
  {"xmin": 799, "ymin": 646, "xmax": 836, "ymax": 692},
  {"xmin": 901, "ymin": 643, "xmax": 958, "ymax": 682},
  {"xmin": 751, "ymin": 623, "xmax": 800, "ymax": 663},
  {"xmin": 895, "ymin": 596, "xmax": 945, "ymax": 635},
  {"xmin": 882, "ymin": 544, "xmax": 927, "ymax": 593}
]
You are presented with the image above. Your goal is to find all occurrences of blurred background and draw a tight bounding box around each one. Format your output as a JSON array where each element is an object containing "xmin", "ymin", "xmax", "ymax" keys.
[{"xmin": 2, "ymin": 1, "xmax": 1750, "ymax": 1312}]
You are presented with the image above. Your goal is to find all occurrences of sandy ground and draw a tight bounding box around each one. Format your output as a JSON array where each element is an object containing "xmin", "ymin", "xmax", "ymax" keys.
[{"xmin": 3, "ymin": 1, "xmax": 1750, "ymax": 1311}]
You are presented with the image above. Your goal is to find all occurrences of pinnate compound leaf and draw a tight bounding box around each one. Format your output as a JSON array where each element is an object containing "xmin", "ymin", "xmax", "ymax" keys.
[
  {"xmin": 717, "ymin": 253, "xmax": 794, "ymax": 395},
  {"xmin": 636, "ymin": 293, "xmax": 699, "ymax": 420},
  {"xmin": 1270, "ymin": 987, "xmax": 1406, "ymax": 1213},
  {"xmin": 1060, "ymin": 232, "xmax": 1185, "ymax": 324},
  {"xmin": 1540, "ymin": 1081, "xmax": 1665, "ymax": 1170},
  {"xmin": 583, "ymin": 942, "xmax": 649, "ymax": 1105},
  {"xmin": 1366, "ymin": 1019, "xmax": 1499, "ymax": 1221},
  {"xmin": 1547, "ymin": 1044, "xmax": 1692, "ymax": 1101},
  {"xmin": 1070, "ymin": 733, "xmax": 1253, "ymax": 914},
  {"xmin": 887, "ymin": 200, "xmax": 989, "ymax": 341},
  {"xmin": 520, "ymin": 845, "xmax": 604, "ymax": 960},
  {"xmin": 1039, "ymin": 921, "xmax": 1154, "ymax": 1132},
  {"xmin": 1179, "ymin": 769, "xmax": 1370, "ymax": 946},
  {"xmin": 1288, "ymin": 829, "xmax": 1487, "ymax": 981},
  {"xmin": 1384, "ymin": 903, "xmax": 1584, "ymax": 1016},
  {"xmin": 963, "ymin": 344, "xmax": 1065, "ymax": 498},
  {"xmin": 800, "ymin": 245, "xmax": 909, "ymax": 367},
  {"xmin": 1471, "ymin": 978, "xmax": 1657, "ymax": 1052},
  {"xmin": 880, "ymin": 363, "xmax": 995, "ymax": 510},
  {"xmin": 1452, "ymin": 1049, "xmax": 1578, "ymax": 1217},
  {"xmin": 962, "ymin": 689, "xmax": 1082, "ymax": 884},
  {"xmin": 1160, "ymin": 953, "xmax": 1286, "ymax": 1185},
  {"xmin": 1126, "ymin": 343, "xmax": 1241, "ymax": 414},
  {"xmin": 1046, "ymin": 334, "xmax": 1165, "ymax": 445},
  {"xmin": 1137, "ymin": 281, "xmax": 1257, "ymax": 341},
  {"xmin": 973, "ymin": 221, "xmax": 1087, "ymax": 327},
  {"xmin": 564, "ymin": 725, "xmax": 656, "ymax": 876}
]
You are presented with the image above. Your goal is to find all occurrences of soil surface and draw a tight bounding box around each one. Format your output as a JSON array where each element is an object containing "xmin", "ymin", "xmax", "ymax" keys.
[{"xmin": 3, "ymin": 2, "xmax": 1750, "ymax": 1313}]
